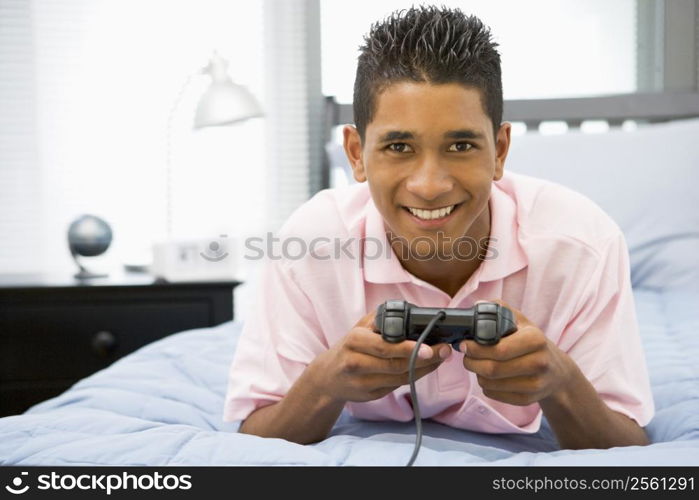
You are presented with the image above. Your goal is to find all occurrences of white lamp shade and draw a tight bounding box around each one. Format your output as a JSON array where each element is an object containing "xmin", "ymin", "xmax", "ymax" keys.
[{"xmin": 194, "ymin": 80, "xmax": 263, "ymax": 128}]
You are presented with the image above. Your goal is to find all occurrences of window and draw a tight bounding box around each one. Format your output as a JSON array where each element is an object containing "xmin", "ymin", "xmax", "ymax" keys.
[
  {"xmin": 320, "ymin": 0, "xmax": 636, "ymax": 102},
  {"xmin": 0, "ymin": 0, "xmax": 265, "ymax": 274}
]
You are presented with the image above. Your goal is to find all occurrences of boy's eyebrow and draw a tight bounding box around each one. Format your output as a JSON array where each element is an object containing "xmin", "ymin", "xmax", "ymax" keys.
[
  {"xmin": 378, "ymin": 129, "xmax": 485, "ymax": 143},
  {"xmin": 445, "ymin": 129, "xmax": 485, "ymax": 140},
  {"xmin": 378, "ymin": 131, "xmax": 415, "ymax": 143}
]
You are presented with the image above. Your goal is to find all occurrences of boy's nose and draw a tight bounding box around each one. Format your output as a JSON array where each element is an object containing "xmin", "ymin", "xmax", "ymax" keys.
[{"xmin": 404, "ymin": 158, "xmax": 454, "ymax": 202}]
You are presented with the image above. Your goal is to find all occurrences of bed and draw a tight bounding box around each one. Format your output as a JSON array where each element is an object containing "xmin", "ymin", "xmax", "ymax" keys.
[{"xmin": 1, "ymin": 93, "xmax": 698, "ymax": 466}]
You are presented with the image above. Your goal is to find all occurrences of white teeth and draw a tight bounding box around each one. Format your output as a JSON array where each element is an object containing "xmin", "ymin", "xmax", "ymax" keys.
[{"xmin": 407, "ymin": 204, "xmax": 456, "ymax": 220}]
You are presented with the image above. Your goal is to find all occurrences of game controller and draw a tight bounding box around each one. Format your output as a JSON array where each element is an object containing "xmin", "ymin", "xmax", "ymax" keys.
[{"xmin": 374, "ymin": 300, "xmax": 518, "ymax": 348}]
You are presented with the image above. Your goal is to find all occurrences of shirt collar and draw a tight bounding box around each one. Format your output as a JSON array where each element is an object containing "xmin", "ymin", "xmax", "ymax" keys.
[{"xmin": 363, "ymin": 179, "xmax": 528, "ymax": 286}]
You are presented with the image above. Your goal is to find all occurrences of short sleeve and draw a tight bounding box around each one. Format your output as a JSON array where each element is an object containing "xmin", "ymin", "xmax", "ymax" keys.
[
  {"xmin": 558, "ymin": 231, "xmax": 655, "ymax": 427},
  {"xmin": 222, "ymin": 256, "xmax": 328, "ymax": 423}
]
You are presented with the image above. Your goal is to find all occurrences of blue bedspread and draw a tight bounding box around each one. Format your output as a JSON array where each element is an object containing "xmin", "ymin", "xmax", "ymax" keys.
[{"xmin": 1, "ymin": 289, "xmax": 698, "ymax": 465}]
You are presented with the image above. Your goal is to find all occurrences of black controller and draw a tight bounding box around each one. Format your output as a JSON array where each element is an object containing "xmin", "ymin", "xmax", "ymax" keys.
[{"xmin": 375, "ymin": 300, "xmax": 518, "ymax": 348}]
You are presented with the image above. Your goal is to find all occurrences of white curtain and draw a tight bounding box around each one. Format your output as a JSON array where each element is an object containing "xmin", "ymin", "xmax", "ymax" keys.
[
  {"xmin": 263, "ymin": 0, "xmax": 323, "ymax": 233},
  {"xmin": 0, "ymin": 0, "xmax": 42, "ymax": 272}
]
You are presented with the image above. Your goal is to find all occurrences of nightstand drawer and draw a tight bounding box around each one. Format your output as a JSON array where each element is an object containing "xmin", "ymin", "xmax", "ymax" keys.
[{"xmin": 0, "ymin": 300, "xmax": 211, "ymax": 382}]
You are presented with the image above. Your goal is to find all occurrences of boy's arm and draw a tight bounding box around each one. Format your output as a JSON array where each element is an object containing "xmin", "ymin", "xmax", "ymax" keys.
[
  {"xmin": 461, "ymin": 230, "xmax": 653, "ymax": 449},
  {"xmin": 539, "ymin": 357, "xmax": 649, "ymax": 449},
  {"xmin": 238, "ymin": 310, "xmax": 450, "ymax": 444},
  {"xmin": 227, "ymin": 255, "xmax": 444, "ymax": 442},
  {"xmin": 460, "ymin": 299, "xmax": 650, "ymax": 449},
  {"xmin": 238, "ymin": 362, "xmax": 346, "ymax": 444}
]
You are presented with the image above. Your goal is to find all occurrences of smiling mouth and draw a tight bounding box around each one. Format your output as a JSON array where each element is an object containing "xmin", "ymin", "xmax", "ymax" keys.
[{"xmin": 401, "ymin": 202, "xmax": 463, "ymax": 221}]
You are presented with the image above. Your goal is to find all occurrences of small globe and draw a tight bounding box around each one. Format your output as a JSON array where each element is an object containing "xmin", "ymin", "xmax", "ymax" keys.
[{"xmin": 68, "ymin": 215, "xmax": 113, "ymax": 257}]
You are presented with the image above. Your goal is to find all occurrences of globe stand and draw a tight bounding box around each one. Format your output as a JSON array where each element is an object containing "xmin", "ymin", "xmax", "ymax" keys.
[{"xmin": 71, "ymin": 250, "xmax": 109, "ymax": 280}]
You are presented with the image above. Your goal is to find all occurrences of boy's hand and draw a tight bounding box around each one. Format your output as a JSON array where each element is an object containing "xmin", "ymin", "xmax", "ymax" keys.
[
  {"xmin": 308, "ymin": 309, "xmax": 451, "ymax": 404},
  {"xmin": 460, "ymin": 299, "xmax": 575, "ymax": 406}
]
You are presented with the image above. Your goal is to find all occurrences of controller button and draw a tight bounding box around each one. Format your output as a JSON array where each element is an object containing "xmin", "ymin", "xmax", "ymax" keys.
[
  {"xmin": 383, "ymin": 317, "xmax": 405, "ymax": 341},
  {"xmin": 477, "ymin": 319, "xmax": 498, "ymax": 342},
  {"xmin": 385, "ymin": 300, "xmax": 406, "ymax": 312},
  {"xmin": 476, "ymin": 303, "xmax": 498, "ymax": 314}
]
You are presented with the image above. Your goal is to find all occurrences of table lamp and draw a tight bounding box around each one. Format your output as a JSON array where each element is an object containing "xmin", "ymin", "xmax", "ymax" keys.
[
  {"xmin": 165, "ymin": 52, "xmax": 263, "ymax": 238},
  {"xmin": 147, "ymin": 52, "xmax": 263, "ymax": 281},
  {"xmin": 193, "ymin": 52, "xmax": 263, "ymax": 129}
]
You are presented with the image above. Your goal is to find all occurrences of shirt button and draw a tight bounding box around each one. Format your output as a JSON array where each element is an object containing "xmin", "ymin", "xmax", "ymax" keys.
[{"xmin": 477, "ymin": 405, "xmax": 489, "ymax": 415}]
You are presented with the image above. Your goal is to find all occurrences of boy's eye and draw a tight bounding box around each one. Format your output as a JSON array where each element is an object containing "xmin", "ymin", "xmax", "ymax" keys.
[
  {"xmin": 386, "ymin": 142, "xmax": 474, "ymax": 153},
  {"xmin": 448, "ymin": 142, "xmax": 473, "ymax": 152},
  {"xmin": 387, "ymin": 142, "xmax": 413, "ymax": 153}
]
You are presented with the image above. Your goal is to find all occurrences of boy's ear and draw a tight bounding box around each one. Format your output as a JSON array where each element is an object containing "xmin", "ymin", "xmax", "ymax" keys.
[
  {"xmin": 343, "ymin": 125, "xmax": 367, "ymax": 183},
  {"xmin": 494, "ymin": 121, "xmax": 511, "ymax": 181}
]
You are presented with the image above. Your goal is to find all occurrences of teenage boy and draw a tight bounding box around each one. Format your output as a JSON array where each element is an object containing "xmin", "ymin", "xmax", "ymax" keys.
[{"xmin": 224, "ymin": 6, "xmax": 653, "ymax": 449}]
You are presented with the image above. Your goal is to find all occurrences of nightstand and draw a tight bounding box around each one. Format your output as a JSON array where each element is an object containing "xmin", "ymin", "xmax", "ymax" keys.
[{"xmin": 0, "ymin": 272, "xmax": 241, "ymax": 417}]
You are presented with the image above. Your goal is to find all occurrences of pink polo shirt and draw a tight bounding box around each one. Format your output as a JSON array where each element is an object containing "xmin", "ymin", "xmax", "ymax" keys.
[{"xmin": 223, "ymin": 170, "xmax": 655, "ymax": 433}]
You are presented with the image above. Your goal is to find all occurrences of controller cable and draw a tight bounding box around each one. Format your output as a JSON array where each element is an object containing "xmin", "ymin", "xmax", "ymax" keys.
[{"xmin": 406, "ymin": 309, "xmax": 447, "ymax": 467}]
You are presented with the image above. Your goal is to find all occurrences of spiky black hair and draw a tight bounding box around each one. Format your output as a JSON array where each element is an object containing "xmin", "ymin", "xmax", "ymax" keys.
[{"xmin": 353, "ymin": 5, "xmax": 502, "ymax": 141}]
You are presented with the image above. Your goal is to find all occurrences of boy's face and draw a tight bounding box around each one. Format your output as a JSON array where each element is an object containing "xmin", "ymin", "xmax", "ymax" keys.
[{"xmin": 343, "ymin": 81, "xmax": 511, "ymax": 260}]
